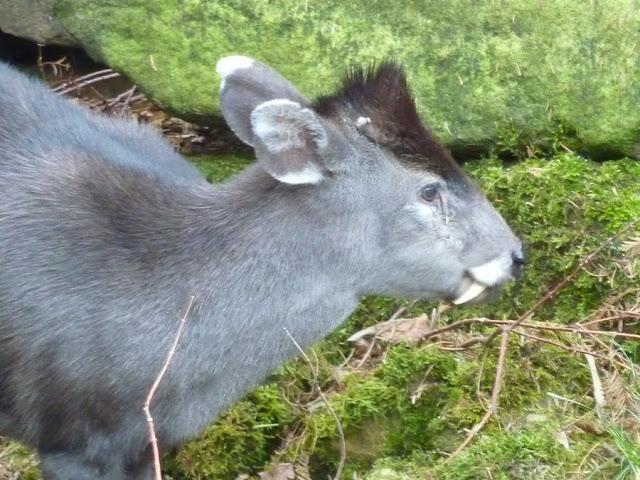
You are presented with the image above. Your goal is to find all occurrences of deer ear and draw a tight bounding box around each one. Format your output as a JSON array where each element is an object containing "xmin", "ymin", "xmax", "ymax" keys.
[
  {"xmin": 250, "ymin": 99, "xmax": 327, "ymax": 185},
  {"xmin": 216, "ymin": 56, "xmax": 309, "ymax": 146}
]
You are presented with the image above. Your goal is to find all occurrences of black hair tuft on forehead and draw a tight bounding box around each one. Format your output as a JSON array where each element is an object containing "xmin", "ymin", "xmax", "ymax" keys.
[{"xmin": 314, "ymin": 62, "xmax": 465, "ymax": 182}]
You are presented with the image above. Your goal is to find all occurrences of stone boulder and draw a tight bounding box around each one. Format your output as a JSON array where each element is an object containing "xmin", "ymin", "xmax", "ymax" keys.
[
  {"xmin": 46, "ymin": 0, "xmax": 640, "ymax": 157},
  {"xmin": 0, "ymin": 0, "xmax": 76, "ymax": 46}
]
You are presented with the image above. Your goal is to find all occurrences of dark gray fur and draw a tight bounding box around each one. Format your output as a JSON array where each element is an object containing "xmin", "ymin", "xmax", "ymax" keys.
[{"xmin": 0, "ymin": 58, "xmax": 522, "ymax": 479}]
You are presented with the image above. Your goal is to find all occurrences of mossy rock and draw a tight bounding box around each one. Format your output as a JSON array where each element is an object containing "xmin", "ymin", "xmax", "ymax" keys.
[{"xmin": 53, "ymin": 0, "xmax": 640, "ymax": 157}]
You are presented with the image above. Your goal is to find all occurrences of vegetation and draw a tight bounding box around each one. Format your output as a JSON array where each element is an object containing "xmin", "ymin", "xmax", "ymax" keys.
[
  {"xmin": 3, "ymin": 11, "xmax": 640, "ymax": 475},
  {"xmin": 1, "ymin": 150, "xmax": 638, "ymax": 479},
  {"xmin": 54, "ymin": 0, "xmax": 640, "ymax": 157},
  {"xmin": 0, "ymin": 114, "xmax": 637, "ymax": 480},
  {"xmin": 163, "ymin": 152, "xmax": 639, "ymax": 479}
]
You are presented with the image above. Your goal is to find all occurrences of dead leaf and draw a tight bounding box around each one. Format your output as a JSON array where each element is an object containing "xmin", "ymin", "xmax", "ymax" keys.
[
  {"xmin": 573, "ymin": 419, "xmax": 605, "ymax": 435},
  {"xmin": 258, "ymin": 463, "xmax": 296, "ymax": 480},
  {"xmin": 553, "ymin": 430, "xmax": 570, "ymax": 450},
  {"xmin": 348, "ymin": 314, "xmax": 432, "ymax": 345},
  {"xmin": 0, "ymin": 464, "xmax": 14, "ymax": 480},
  {"xmin": 621, "ymin": 234, "xmax": 640, "ymax": 258}
]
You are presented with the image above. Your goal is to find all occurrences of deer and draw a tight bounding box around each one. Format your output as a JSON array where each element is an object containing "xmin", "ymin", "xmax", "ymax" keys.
[{"xmin": 0, "ymin": 55, "xmax": 524, "ymax": 479}]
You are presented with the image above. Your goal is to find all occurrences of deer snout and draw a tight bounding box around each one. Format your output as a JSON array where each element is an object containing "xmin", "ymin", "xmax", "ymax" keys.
[
  {"xmin": 511, "ymin": 247, "xmax": 526, "ymax": 277},
  {"xmin": 452, "ymin": 246, "xmax": 525, "ymax": 305}
]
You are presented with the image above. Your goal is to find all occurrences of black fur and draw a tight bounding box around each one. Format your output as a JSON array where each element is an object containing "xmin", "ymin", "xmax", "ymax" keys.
[{"xmin": 314, "ymin": 63, "xmax": 467, "ymax": 184}]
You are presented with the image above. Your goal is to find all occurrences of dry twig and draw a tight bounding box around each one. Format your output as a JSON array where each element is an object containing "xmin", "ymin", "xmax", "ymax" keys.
[
  {"xmin": 511, "ymin": 328, "xmax": 616, "ymax": 366},
  {"xmin": 283, "ymin": 328, "xmax": 346, "ymax": 480},
  {"xmin": 584, "ymin": 354, "xmax": 607, "ymax": 421},
  {"xmin": 482, "ymin": 319, "xmax": 640, "ymax": 342},
  {"xmin": 143, "ymin": 295, "xmax": 195, "ymax": 480},
  {"xmin": 447, "ymin": 328, "xmax": 510, "ymax": 461},
  {"xmin": 53, "ymin": 69, "xmax": 121, "ymax": 96}
]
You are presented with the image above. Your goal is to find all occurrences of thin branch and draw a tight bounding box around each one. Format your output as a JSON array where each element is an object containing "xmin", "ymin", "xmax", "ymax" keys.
[
  {"xmin": 486, "ymin": 219, "xmax": 639, "ymax": 345},
  {"xmin": 119, "ymin": 86, "xmax": 137, "ymax": 115},
  {"xmin": 581, "ymin": 313, "xmax": 640, "ymax": 327},
  {"xmin": 51, "ymin": 68, "xmax": 116, "ymax": 91},
  {"xmin": 447, "ymin": 328, "xmax": 510, "ymax": 461},
  {"xmin": 283, "ymin": 328, "xmax": 346, "ymax": 480},
  {"xmin": 54, "ymin": 71, "xmax": 121, "ymax": 96},
  {"xmin": 485, "ymin": 319, "xmax": 640, "ymax": 341},
  {"xmin": 584, "ymin": 354, "xmax": 607, "ymax": 421},
  {"xmin": 417, "ymin": 318, "xmax": 482, "ymax": 342},
  {"xmin": 354, "ymin": 338, "xmax": 377, "ymax": 370},
  {"xmin": 490, "ymin": 330, "xmax": 510, "ymax": 409},
  {"xmin": 419, "ymin": 317, "xmax": 633, "ymax": 370},
  {"xmin": 511, "ymin": 328, "xmax": 628, "ymax": 370},
  {"xmin": 417, "ymin": 316, "xmax": 639, "ymax": 346},
  {"xmin": 143, "ymin": 295, "xmax": 195, "ymax": 480}
]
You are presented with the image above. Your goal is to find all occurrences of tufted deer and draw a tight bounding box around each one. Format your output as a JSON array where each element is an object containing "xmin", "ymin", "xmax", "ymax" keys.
[{"xmin": 0, "ymin": 56, "xmax": 524, "ymax": 479}]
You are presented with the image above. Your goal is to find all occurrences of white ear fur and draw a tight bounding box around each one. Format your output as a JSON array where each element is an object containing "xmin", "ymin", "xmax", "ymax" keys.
[
  {"xmin": 251, "ymin": 99, "xmax": 305, "ymax": 153},
  {"xmin": 251, "ymin": 99, "xmax": 328, "ymax": 152},
  {"xmin": 250, "ymin": 99, "xmax": 327, "ymax": 185},
  {"xmin": 216, "ymin": 56, "xmax": 255, "ymax": 90},
  {"xmin": 276, "ymin": 167, "xmax": 324, "ymax": 185}
]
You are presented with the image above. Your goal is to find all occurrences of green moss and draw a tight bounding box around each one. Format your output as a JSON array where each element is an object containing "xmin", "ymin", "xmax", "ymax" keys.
[
  {"xmin": 189, "ymin": 153, "xmax": 252, "ymax": 183},
  {"xmin": 170, "ymin": 384, "xmax": 292, "ymax": 479},
  {"xmin": 164, "ymin": 152, "xmax": 639, "ymax": 479},
  {"xmin": 0, "ymin": 441, "xmax": 40, "ymax": 480},
  {"xmin": 55, "ymin": 0, "xmax": 640, "ymax": 157},
  {"xmin": 432, "ymin": 420, "xmax": 598, "ymax": 479},
  {"xmin": 268, "ymin": 338, "xmax": 598, "ymax": 476},
  {"xmin": 367, "ymin": 415, "xmax": 629, "ymax": 480},
  {"xmin": 4, "ymin": 152, "xmax": 634, "ymax": 478}
]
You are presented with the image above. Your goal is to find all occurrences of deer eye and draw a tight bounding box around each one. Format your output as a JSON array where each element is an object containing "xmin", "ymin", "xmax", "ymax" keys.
[{"xmin": 420, "ymin": 184, "xmax": 439, "ymax": 203}]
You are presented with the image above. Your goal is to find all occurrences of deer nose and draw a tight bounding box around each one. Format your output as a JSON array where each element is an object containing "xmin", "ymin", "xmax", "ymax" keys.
[{"xmin": 511, "ymin": 247, "xmax": 526, "ymax": 276}]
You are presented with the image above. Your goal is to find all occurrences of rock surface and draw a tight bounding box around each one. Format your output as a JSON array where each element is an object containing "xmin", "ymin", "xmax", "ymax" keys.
[
  {"xmin": 50, "ymin": 0, "xmax": 640, "ymax": 157},
  {"xmin": 0, "ymin": 0, "xmax": 76, "ymax": 46}
]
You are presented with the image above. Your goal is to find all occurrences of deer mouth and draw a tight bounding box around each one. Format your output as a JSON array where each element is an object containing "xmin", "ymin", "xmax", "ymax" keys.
[
  {"xmin": 452, "ymin": 256, "xmax": 515, "ymax": 305},
  {"xmin": 452, "ymin": 278, "xmax": 491, "ymax": 305}
]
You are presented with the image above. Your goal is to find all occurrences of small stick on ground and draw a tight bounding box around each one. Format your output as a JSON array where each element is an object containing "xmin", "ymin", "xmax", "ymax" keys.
[
  {"xmin": 116, "ymin": 86, "xmax": 137, "ymax": 115},
  {"xmin": 582, "ymin": 313, "xmax": 640, "ymax": 326},
  {"xmin": 447, "ymin": 328, "xmax": 510, "ymax": 461},
  {"xmin": 485, "ymin": 319, "xmax": 640, "ymax": 341},
  {"xmin": 584, "ymin": 353, "xmax": 607, "ymax": 421},
  {"xmin": 51, "ymin": 68, "xmax": 115, "ymax": 91},
  {"xmin": 53, "ymin": 70, "xmax": 121, "ymax": 96},
  {"xmin": 284, "ymin": 327, "xmax": 346, "ymax": 480},
  {"xmin": 354, "ymin": 337, "xmax": 377, "ymax": 370},
  {"xmin": 143, "ymin": 295, "xmax": 195, "ymax": 480},
  {"xmin": 512, "ymin": 328, "xmax": 625, "ymax": 369}
]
